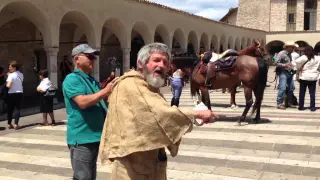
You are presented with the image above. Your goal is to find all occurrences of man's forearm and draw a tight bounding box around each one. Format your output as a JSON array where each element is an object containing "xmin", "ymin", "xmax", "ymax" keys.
[{"xmin": 74, "ymin": 91, "xmax": 105, "ymax": 109}]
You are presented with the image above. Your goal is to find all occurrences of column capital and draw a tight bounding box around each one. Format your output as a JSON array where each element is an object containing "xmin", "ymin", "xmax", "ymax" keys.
[
  {"xmin": 45, "ymin": 47, "xmax": 59, "ymax": 55},
  {"xmin": 122, "ymin": 48, "xmax": 131, "ymax": 53}
]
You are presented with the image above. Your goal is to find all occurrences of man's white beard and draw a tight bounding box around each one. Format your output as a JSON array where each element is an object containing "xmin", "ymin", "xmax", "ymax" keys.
[{"xmin": 143, "ymin": 68, "xmax": 165, "ymax": 88}]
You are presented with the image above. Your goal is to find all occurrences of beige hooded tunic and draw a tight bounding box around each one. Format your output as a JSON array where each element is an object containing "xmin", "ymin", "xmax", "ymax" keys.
[{"xmin": 99, "ymin": 70, "xmax": 195, "ymax": 179}]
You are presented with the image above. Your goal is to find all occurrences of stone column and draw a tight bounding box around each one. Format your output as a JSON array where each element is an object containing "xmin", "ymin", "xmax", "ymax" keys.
[
  {"xmin": 93, "ymin": 48, "xmax": 100, "ymax": 81},
  {"xmin": 122, "ymin": 48, "xmax": 131, "ymax": 72},
  {"xmin": 296, "ymin": 0, "xmax": 305, "ymax": 31},
  {"xmin": 317, "ymin": 0, "xmax": 320, "ymax": 30},
  {"xmin": 45, "ymin": 47, "xmax": 59, "ymax": 87}
]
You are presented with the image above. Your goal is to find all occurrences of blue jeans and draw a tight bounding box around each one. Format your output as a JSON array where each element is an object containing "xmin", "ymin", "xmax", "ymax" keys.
[
  {"xmin": 171, "ymin": 78, "xmax": 183, "ymax": 106},
  {"xmin": 68, "ymin": 142, "xmax": 100, "ymax": 180},
  {"xmin": 277, "ymin": 71, "xmax": 295, "ymax": 105}
]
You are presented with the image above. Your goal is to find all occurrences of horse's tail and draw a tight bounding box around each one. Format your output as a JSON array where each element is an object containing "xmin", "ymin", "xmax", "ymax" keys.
[{"xmin": 252, "ymin": 57, "xmax": 268, "ymax": 114}]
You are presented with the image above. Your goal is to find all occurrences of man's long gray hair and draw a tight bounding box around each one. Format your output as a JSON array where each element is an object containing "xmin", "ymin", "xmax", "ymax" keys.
[{"xmin": 137, "ymin": 43, "xmax": 171, "ymax": 67}]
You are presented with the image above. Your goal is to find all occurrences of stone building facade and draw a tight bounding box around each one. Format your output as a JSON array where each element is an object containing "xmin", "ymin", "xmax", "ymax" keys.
[
  {"xmin": 237, "ymin": 0, "xmax": 320, "ymax": 54},
  {"xmin": 0, "ymin": 0, "xmax": 265, "ymax": 106}
]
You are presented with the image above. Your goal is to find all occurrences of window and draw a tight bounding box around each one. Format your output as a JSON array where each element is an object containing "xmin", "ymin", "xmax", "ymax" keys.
[
  {"xmin": 304, "ymin": 0, "xmax": 317, "ymax": 31},
  {"xmin": 288, "ymin": 13, "xmax": 295, "ymax": 24},
  {"xmin": 287, "ymin": 0, "xmax": 297, "ymax": 31}
]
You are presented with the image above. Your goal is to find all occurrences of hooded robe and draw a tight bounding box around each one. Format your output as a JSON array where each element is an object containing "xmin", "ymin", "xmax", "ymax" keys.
[{"xmin": 99, "ymin": 70, "xmax": 195, "ymax": 180}]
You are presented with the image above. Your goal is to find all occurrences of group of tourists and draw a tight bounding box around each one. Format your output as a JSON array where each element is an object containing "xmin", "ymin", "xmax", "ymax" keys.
[
  {"xmin": 0, "ymin": 61, "xmax": 56, "ymax": 130},
  {"xmin": 274, "ymin": 41, "xmax": 320, "ymax": 111}
]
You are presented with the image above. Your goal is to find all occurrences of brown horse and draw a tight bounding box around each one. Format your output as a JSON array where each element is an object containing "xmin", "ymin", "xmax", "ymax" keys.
[{"xmin": 191, "ymin": 41, "xmax": 269, "ymax": 125}]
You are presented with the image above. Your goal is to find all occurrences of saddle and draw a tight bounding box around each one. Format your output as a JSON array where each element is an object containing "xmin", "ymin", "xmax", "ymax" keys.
[{"xmin": 200, "ymin": 49, "xmax": 239, "ymax": 88}]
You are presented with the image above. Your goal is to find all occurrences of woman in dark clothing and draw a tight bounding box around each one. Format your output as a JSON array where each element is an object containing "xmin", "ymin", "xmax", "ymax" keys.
[{"xmin": 36, "ymin": 69, "xmax": 56, "ymax": 126}]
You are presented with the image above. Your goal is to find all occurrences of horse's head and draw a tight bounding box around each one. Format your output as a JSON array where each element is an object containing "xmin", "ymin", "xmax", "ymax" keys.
[{"xmin": 253, "ymin": 40, "xmax": 270, "ymax": 61}]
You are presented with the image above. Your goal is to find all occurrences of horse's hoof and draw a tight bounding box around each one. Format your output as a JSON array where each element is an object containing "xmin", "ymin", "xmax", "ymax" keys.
[{"xmin": 236, "ymin": 122, "xmax": 241, "ymax": 126}]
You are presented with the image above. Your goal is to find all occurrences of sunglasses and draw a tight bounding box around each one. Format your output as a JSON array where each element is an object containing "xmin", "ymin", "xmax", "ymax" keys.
[{"xmin": 78, "ymin": 53, "xmax": 97, "ymax": 61}]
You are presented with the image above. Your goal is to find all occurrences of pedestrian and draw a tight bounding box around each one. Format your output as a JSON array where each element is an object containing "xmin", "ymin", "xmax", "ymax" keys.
[
  {"xmin": 99, "ymin": 43, "xmax": 219, "ymax": 180},
  {"xmin": 6, "ymin": 61, "xmax": 23, "ymax": 130},
  {"xmin": 62, "ymin": 44, "xmax": 116, "ymax": 180},
  {"xmin": 170, "ymin": 64, "xmax": 184, "ymax": 107},
  {"xmin": 36, "ymin": 69, "xmax": 56, "ymax": 126},
  {"xmin": 275, "ymin": 41, "xmax": 296, "ymax": 110},
  {"xmin": 292, "ymin": 46, "xmax": 320, "ymax": 111},
  {"xmin": 0, "ymin": 66, "xmax": 7, "ymax": 113}
]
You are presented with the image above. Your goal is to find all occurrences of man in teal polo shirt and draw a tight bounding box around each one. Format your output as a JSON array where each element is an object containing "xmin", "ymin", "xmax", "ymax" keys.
[{"xmin": 63, "ymin": 44, "xmax": 116, "ymax": 180}]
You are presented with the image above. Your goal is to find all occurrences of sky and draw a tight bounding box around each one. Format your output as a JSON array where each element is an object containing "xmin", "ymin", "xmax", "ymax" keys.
[{"xmin": 151, "ymin": 0, "xmax": 238, "ymax": 21}]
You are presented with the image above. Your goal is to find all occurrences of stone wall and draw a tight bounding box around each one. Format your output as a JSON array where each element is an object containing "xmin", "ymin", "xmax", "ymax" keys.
[
  {"xmin": 270, "ymin": 0, "xmax": 287, "ymax": 31},
  {"xmin": 296, "ymin": 0, "xmax": 305, "ymax": 31},
  {"xmin": 237, "ymin": 0, "xmax": 271, "ymax": 31},
  {"xmin": 317, "ymin": 0, "xmax": 320, "ymax": 30}
]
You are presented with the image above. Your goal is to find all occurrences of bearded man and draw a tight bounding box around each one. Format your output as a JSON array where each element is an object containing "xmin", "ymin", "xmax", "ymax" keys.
[{"xmin": 99, "ymin": 43, "xmax": 219, "ymax": 180}]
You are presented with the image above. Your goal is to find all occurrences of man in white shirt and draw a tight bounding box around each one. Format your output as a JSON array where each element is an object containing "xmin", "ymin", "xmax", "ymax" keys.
[{"xmin": 6, "ymin": 61, "xmax": 23, "ymax": 130}]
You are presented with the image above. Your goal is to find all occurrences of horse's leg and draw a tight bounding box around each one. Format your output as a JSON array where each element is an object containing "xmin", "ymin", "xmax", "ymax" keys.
[
  {"xmin": 229, "ymin": 86, "xmax": 238, "ymax": 109},
  {"xmin": 201, "ymin": 88, "xmax": 212, "ymax": 110},
  {"xmin": 237, "ymin": 86, "xmax": 253, "ymax": 126}
]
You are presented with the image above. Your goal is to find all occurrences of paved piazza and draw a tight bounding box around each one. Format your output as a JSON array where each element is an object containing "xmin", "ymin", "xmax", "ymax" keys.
[{"xmin": 0, "ymin": 68, "xmax": 319, "ymax": 180}]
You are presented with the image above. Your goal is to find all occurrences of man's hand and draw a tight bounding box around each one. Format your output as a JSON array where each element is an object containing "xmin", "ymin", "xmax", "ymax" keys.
[
  {"xmin": 284, "ymin": 64, "xmax": 292, "ymax": 69},
  {"xmin": 194, "ymin": 110, "xmax": 219, "ymax": 123},
  {"xmin": 101, "ymin": 77, "xmax": 118, "ymax": 98}
]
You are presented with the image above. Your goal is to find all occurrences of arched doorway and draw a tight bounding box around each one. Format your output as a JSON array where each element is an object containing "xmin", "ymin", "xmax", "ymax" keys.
[
  {"xmin": 241, "ymin": 37, "xmax": 246, "ymax": 50},
  {"xmin": 211, "ymin": 35, "xmax": 218, "ymax": 52},
  {"xmin": 58, "ymin": 11, "xmax": 95, "ymax": 87},
  {"xmin": 172, "ymin": 28, "xmax": 185, "ymax": 54},
  {"xmin": 266, "ymin": 40, "xmax": 285, "ymax": 55},
  {"xmin": 100, "ymin": 18, "xmax": 126, "ymax": 80},
  {"xmin": 295, "ymin": 41, "xmax": 309, "ymax": 48},
  {"xmin": 200, "ymin": 33, "xmax": 209, "ymax": 54},
  {"xmin": 0, "ymin": 2, "xmax": 51, "ymax": 107},
  {"xmin": 187, "ymin": 31, "xmax": 198, "ymax": 56},
  {"xmin": 314, "ymin": 42, "xmax": 320, "ymax": 55},
  {"xmin": 220, "ymin": 35, "xmax": 227, "ymax": 53},
  {"xmin": 154, "ymin": 24, "xmax": 170, "ymax": 47},
  {"xmin": 130, "ymin": 22, "xmax": 151, "ymax": 69},
  {"xmin": 235, "ymin": 38, "xmax": 241, "ymax": 51}
]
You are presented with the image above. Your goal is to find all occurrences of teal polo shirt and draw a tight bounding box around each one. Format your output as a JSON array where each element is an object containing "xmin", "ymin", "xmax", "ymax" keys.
[{"xmin": 62, "ymin": 69, "xmax": 107, "ymax": 145}]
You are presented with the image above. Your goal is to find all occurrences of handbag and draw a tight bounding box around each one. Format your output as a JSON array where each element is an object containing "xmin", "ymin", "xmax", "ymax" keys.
[
  {"xmin": 44, "ymin": 86, "xmax": 57, "ymax": 97},
  {"xmin": 296, "ymin": 59, "xmax": 310, "ymax": 83}
]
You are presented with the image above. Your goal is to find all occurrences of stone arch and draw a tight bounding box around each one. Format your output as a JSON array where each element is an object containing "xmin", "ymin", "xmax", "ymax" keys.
[
  {"xmin": 100, "ymin": 18, "xmax": 127, "ymax": 80},
  {"xmin": 266, "ymin": 40, "xmax": 285, "ymax": 55},
  {"xmin": 295, "ymin": 40, "xmax": 310, "ymax": 48},
  {"xmin": 235, "ymin": 37, "xmax": 241, "ymax": 51},
  {"xmin": 59, "ymin": 11, "xmax": 96, "ymax": 46},
  {"xmin": 172, "ymin": 28, "xmax": 186, "ymax": 53},
  {"xmin": 58, "ymin": 11, "xmax": 96, "ymax": 84},
  {"xmin": 200, "ymin": 32, "xmax": 209, "ymax": 54},
  {"xmin": 0, "ymin": 1, "xmax": 52, "ymax": 99},
  {"xmin": 228, "ymin": 36, "xmax": 234, "ymax": 49},
  {"xmin": 210, "ymin": 35, "xmax": 218, "ymax": 52},
  {"xmin": 314, "ymin": 42, "xmax": 320, "ymax": 54},
  {"xmin": 0, "ymin": 1, "xmax": 52, "ymax": 46},
  {"xmin": 131, "ymin": 21, "xmax": 152, "ymax": 45},
  {"xmin": 220, "ymin": 35, "xmax": 227, "ymax": 53},
  {"xmin": 241, "ymin": 37, "xmax": 246, "ymax": 49},
  {"xmin": 130, "ymin": 21, "xmax": 151, "ymax": 68},
  {"xmin": 187, "ymin": 31, "xmax": 198, "ymax": 55},
  {"xmin": 154, "ymin": 24, "xmax": 170, "ymax": 47}
]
